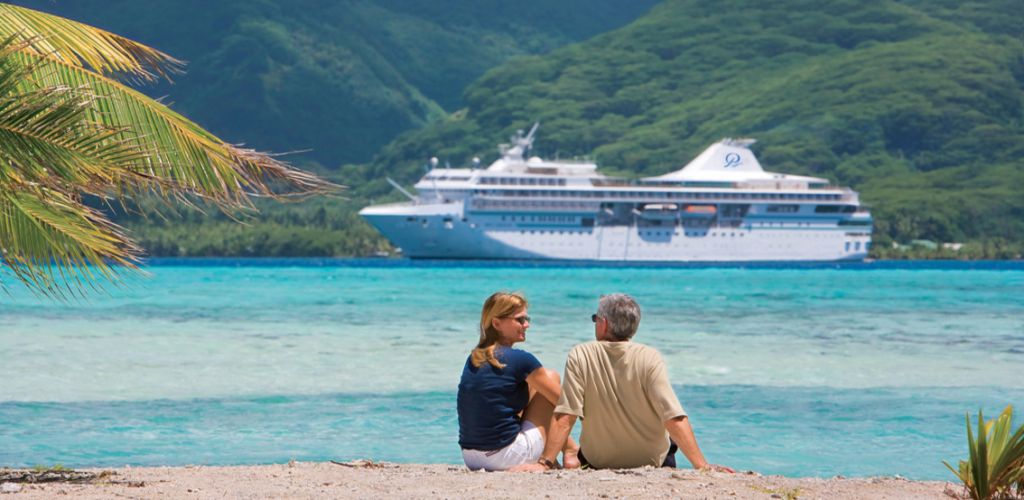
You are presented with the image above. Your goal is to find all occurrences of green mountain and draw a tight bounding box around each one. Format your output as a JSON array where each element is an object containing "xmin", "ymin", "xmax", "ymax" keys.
[
  {"xmin": 11, "ymin": 0, "xmax": 1023, "ymax": 258},
  {"xmin": 358, "ymin": 0, "xmax": 1024, "ymax": 257},
  {"xmin": 9, "ymin": 0, "xmax": 657, "ymax": 166}
]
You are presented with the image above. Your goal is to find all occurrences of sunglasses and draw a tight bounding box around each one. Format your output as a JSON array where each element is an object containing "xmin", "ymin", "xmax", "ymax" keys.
[
  {"xmin": 591, "ymin": 314, "xmax": 602, "ymax": 323},
  {"xmin": 505, "ymin": 315, "xmax": 531, "ymax": 325}
]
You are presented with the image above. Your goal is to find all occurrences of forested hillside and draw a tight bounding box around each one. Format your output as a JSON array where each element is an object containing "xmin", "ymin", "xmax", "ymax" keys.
[
  {"xmin": 10, "ymin": 0, "xmax": 1023, "ymax": 258},
  {"xmin": 359, "ymin": 0, "xmax": 1024, "ymax": 257},
  {"xmin": 9, "ymin": 0, "xmax": 656, "ymax": 165}
]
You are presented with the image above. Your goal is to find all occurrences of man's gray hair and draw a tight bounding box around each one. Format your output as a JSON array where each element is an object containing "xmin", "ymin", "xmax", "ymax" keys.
[{"xmin": 597, "ymin": 293, "xmax": 641, "ymax": 340}]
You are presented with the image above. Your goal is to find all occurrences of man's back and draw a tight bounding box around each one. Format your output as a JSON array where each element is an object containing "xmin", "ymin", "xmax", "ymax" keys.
[{"xmin": 555, "ymin": 341, "xmax": 686, "ymax": 468}]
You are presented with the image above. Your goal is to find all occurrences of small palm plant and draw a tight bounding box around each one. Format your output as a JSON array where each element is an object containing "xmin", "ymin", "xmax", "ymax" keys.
[{"xmin": 944, "ymin": 405, "xmax": 1024, "ymax": 499}]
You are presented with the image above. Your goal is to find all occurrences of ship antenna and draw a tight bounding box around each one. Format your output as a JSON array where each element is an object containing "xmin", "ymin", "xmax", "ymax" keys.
[
  {"xmin": 501, "ymin": 122, "xmax": 540, "ymax": 161},
  {"xmin": 523, "ymin": 122, "xmax": 539, "ymax": 157},
  {"xmin": 428, "ymin": 156, "xmax": 441, "ymax": 201}
]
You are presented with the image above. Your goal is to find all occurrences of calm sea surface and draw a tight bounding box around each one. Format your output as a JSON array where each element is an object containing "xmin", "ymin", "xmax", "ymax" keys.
[{"xmin": 1, "ymin": 259, "xmax": 1022, "ymax": 479}]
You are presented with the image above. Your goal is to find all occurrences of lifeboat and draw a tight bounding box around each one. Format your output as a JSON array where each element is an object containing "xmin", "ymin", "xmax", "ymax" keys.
[
  {"xmin": 681, "ymin": 204, "xmax": 717, "ymax": 217},
  {"xmin": 639, "ymin": 203, "xmax": 679, "ymax": 221}
]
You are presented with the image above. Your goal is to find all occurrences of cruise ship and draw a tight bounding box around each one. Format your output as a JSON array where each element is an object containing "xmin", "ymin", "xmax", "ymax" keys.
[{"xmin": 360, "ymin": 125, "xmax": 872, "ymax": 261}]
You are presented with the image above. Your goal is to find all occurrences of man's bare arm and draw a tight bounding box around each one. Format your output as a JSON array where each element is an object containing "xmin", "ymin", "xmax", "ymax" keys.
[{"xmin": 664, "ymin": 415, "xmax": 734, "ymax": 473}]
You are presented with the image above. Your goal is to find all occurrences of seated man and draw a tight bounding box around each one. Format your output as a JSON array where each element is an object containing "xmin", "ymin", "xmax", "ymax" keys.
[{"xmin": 515, "ymin": 293, "xmax": 732, "ymax": 472}]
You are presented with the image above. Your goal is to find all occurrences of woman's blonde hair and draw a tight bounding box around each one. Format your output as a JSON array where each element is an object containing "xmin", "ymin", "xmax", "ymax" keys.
[{"xmin": 471, "ymin": 291, "xmax": 528, "ymax": 369}]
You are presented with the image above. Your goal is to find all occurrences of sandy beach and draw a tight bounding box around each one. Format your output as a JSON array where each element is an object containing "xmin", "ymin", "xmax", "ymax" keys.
[{"xmin": 2, "ymin": 461, "xmax": 953, "ymax": 499}]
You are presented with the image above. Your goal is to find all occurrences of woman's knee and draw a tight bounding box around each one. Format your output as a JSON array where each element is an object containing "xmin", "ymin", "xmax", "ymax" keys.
[{"xmin": 542, "ymin": 368, "xmax": 560, "ymax": 385}]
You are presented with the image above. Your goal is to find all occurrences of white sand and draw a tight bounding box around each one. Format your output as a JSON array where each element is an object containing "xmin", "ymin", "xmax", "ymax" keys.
[{"xmin": 2, "ymin": 461, "xmax": 954, "ymax": 499}]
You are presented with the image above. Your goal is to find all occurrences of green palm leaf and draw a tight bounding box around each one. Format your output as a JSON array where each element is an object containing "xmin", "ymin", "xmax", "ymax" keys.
[
  {"xmin": 0, "ymin": 3, "xmax": 181, "ymax": 80},
  {"xmin": 0, "ymin": 5, "xmax": 339, "ymax": 297},
  {"xmin": 0, "ymin": 184, "xmax": 140, "ymax": 297},
  {"xmin": 8, "ymin": 48, "xmax": 336, "ymax": 207},
  {"xmin": 0, "ymin": 45, "xmax": 145, "ymax": 189}
]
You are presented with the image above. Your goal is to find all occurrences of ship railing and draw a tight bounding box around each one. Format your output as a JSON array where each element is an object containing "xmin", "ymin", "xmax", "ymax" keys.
[
  {"xmin": 735, "ymin": 181, "xmax": 843, "ymax": 190},
  {"xmin": 591, "ymin": 179, "xmax": 638, "ymax": 187},
  {"xmin": 838, "ymin": 189, "xmax": 859, "ymax": 203},
  {"xmin": 365, "ymin": 200, "xmax": 419, "ymax": 208},
  {"xmin": 470, "ymin": 199, "xmax": 601, "ymax": 211}
]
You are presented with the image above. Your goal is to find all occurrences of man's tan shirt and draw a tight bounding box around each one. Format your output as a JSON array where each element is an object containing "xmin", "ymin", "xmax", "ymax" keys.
[{"xmin": 555, "ymin": 341, "xmax": 686, "ymax": 468}]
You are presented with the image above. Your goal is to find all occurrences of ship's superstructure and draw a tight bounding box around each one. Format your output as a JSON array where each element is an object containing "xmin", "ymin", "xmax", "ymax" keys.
[{"xmin": 360, "ymin": 126, "xmax": 872, "ymax": 261}]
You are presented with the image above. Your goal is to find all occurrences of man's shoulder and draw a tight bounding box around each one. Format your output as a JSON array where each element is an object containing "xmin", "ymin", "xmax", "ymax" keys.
[
  {"xmin": 568, "ymin": 341, "xmax": 603, "ymax": 356},
  {"xmin": 626, "ymin": 341, "xmax": 662, "ymax": 355},
  {"xmin": 571, "ymin": 340, "xmax": 661, "ymax": 352},
  {"xmin": 625, "ymin": 342, "xmax": 666, "ymax": 362},
  {"xmin": 569, "ymin": 341, "xmax": 664, "ymax": 360}
]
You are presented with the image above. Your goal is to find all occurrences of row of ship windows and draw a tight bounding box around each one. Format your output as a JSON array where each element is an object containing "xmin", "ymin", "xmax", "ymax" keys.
[
  {"xmin": 468, "ymin": 190, "xmax": 842, "ymax": 201},
  {"xmin": 511, "ymin": 231, "xmax": 867, "ymax": 251},
  {"xmin": 407, "ymin": 216, "xmax": 847, "ymax": 229},
  {"xmin": 405, "ymin": 217, "xmax": 870, "ymax": 236},
  {"xmin": 473, "ymin": 201, "xmax": 853, "ymax": 212},
  {"xmin": 494, "ymin": 216, "xmax": 834, "ymax": 228},
  {"xmin": 405, "ymin": 216, "xmax": 869, "ymax": 248},
  {"xmin": 514, "ymin": 230, "xmax": 750, "ymax": 237},
  {"xmin": 501, "ymin": 215, "xmax": 577, "ymax": 223},
  {"xmin": 846, "ymin": 242, "xmax": 867, "ymax": 251},
  {"xmin": 478, "ymin": 177, "xmax": 568, "ymax": 186},
  {"xmin": 513, "ymin": 230, "xmax": 860, "ymax": 239},
  {"xmin": 477, "ymin": 201, "xmax": 594, "ymax": 210}
]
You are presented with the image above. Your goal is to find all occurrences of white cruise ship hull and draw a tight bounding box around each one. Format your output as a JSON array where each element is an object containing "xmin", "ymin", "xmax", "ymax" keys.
[{"xmin": 361, "ymin": 203, "xmax": 870, "ymax": 262}]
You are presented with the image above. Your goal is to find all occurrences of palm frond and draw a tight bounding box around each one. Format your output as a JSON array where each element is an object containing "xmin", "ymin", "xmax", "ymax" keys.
[
  {"xmin": 0, "ymin": 50, "xmax": 149, "ymax": 191},
  {"xmin": 10, "ymin": 50, "xmax": 339, "ymax": 207},
  {"xmin": 0, "ymin": 180, "xmax": 140, "ymax": 298},
  {"xmin": 0, "ymin": 34, "xmax": 339, "ymax": 211},
  {"xmin": 0, "ymin": 3, "xmax": 182, "ymax": 81},
  {"xmin": 0, "ymin": 8, "xmax": 339, "ymax": 297}
]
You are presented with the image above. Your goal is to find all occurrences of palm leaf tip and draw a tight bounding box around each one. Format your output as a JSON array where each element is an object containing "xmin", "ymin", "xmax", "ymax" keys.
[
  {"xmin": 0, "ymin": 187, "xmax": 142, "ymax": 299},
  {"xmin": 0, "ymin": 3, "xmax": 184, "ymax": 82},
  {"xmin": 229, "ymin": 145, "xmax": 345, "ymax": 199}
]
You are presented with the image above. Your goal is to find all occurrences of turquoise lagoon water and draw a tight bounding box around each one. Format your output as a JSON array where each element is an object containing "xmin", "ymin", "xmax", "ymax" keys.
[{"xmin": 1, "ymin": 260, "xmax": 1022, "ymax": 479}]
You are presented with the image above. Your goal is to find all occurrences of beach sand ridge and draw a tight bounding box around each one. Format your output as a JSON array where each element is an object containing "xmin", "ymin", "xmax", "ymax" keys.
[{"xmin": 2, "ymin": 461, "xmax": 952, "ymax": 499}]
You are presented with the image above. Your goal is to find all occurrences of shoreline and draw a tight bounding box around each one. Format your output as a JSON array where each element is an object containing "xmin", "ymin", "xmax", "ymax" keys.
[
  {"xmin": 135, "ymin": 256, "xmax": 1024, "ymax": 269},
  {"xmin": 2, "ymin": 461, "xmax": 954, "ymax": 499}
]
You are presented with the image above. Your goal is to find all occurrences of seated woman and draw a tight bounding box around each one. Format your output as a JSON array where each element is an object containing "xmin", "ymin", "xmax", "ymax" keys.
[{"xmin": 457, "ymin": 292, "xmax": 579, "ymax": 471}]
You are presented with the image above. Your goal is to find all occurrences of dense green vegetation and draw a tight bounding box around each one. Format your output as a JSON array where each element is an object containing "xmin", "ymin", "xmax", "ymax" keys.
[
  {"xmin": 10, "ymin": 0, "xmax": 656, "ymax": 166},
  {"xmin": 11, "ymin": 0, "xmax": 1023, "ymax": 259},
  {"xmin": 123, "ymin": 198, "xmax": 387, "ymax": 257},
  {"xmin": 356, "ymin": 0, "xmax": 1024, "ymax": 258}
]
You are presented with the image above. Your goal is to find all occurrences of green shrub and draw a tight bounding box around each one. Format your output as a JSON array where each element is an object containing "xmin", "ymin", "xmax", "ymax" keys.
[{"xmin": 944, "ymin": 406, "xmax": 1024, "ymax": 499}]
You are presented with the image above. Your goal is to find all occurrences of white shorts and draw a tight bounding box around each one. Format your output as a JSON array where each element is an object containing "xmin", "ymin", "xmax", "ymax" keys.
[{"xmin": 462, "ymin": 421, "xmax": 543, "ymax": 471}]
